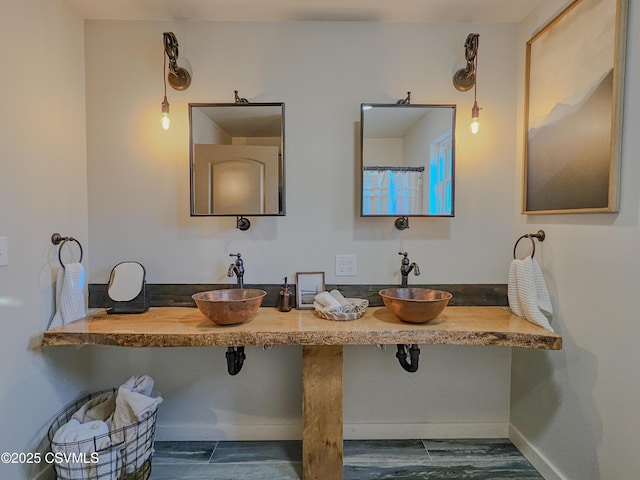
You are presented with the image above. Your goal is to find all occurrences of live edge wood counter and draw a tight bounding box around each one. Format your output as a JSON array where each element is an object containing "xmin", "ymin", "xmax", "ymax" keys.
[
  {"xmin": 41, "ymin": 306, "xmax": 561, "ymax": 349},
  {"xmin": 42, "ymin": 307, "xmax": 561, "ymax": 480}
]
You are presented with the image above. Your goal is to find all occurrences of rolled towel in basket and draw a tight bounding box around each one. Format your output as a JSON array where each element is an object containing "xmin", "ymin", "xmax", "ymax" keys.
[
  {"xmin": 329, "ymin": 289, "xmax": 354, "ymax": 313},
  {"xmin": 314, "ymin": 291, "xmax": 342, "ymax": 313},
  {"xmin": 53, "ymin": 419, "xmax": 111, "ymax": 450},
  {"xmin": 52, "ymin": 419, "xmax": 115, "ymax": 480}
]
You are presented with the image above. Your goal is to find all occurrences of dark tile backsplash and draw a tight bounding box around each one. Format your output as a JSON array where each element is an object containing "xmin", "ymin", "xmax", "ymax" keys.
[{"xmin": 89, "ymin": 283, "xmax": 507, "ymax": 309}]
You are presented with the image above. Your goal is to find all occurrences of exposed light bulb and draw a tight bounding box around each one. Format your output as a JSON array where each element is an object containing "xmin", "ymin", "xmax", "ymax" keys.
[
  {"xmin": 470, "ymin": 117, "xmax": 480, "ymax": 135},
  {"xmin": 470, "ymin": 100, "xmax": 480, "ymax": 135},
  {"xmin": 161, "ymin": 112, "xmax": 170, "ymax": 130},
  {"xmin": 161, "ymin": 96, "xmax": 170, "ymax": 130}
]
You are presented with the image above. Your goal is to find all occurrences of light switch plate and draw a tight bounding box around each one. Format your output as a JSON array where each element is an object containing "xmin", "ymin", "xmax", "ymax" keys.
[
  {"xmin": 0, "ymin": 236, "xmax": 8, "ymax": 267},
  {"xmin": 335, "ymin": 254, "xmax": 357, "ymax": 276}
]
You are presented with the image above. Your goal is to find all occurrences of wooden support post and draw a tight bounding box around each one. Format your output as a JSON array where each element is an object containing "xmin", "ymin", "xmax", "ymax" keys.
[{"xmin": 302, "ymin": 345, "xmax": 343, "ymax": 480}]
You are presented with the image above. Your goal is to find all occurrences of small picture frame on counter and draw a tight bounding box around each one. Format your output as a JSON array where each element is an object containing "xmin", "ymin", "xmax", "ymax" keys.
[{"xmin": 295, "ymin": 272, "xmax": 325, "ymax": 309}]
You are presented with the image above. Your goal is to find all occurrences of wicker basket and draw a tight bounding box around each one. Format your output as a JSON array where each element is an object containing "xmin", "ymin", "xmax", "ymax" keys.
[
  {"xmin": 314, "ymin": 298, "xmax": 369, "ymax": 321},
  {"xmin": 48, "ymin": 388, "xmax": 158, "ymax": 480}
]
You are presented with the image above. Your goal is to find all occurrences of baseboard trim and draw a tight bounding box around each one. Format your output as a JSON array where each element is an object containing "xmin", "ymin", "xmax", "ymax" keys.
[
  {"xmin": 155, "ymin": 422, "xmax": 509, "ymax": 442},
  {"xmin": 344, "ymin": 422, "xmax": 508, "ymax": 440},
  {"xmin": 509, "ymin": 424, "xmax": 566, "ymax": 480},
  {"xmin": 155, "ymin": 423, "xmax": 302, "ymax": 441}
]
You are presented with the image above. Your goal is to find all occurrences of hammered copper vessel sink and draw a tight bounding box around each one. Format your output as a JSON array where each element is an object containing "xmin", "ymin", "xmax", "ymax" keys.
[
  {"xmin": 379, "ymin": 288, "xmax": 452, "ymax": 324},
  {"xmin": 192, "ymin": 289, "xmax": 267, "ymax": 326}
]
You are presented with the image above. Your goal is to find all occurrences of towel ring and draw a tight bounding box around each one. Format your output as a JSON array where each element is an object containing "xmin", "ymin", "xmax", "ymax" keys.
[
  {"xmin": 513, "ymin": 230, "xmax": 545, "ymax": 259},
  {"xmin": 51, "ymin": 233, "xmax": 83, "ymax": 267}
]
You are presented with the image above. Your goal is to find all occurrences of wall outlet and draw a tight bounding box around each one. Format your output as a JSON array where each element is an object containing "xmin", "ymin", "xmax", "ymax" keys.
[
  {"xmin": 335, "ymin": 254, "xmax": 357, "ymax": 276},
  {"xmin": 0, "ymin": 236, "xmax": 8, "ymax": 267}
]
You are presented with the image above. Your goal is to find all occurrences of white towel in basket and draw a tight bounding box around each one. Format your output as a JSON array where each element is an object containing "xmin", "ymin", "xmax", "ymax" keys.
[
  {"xmin": 508, "ymin": 256, "xmax": 553, "ymax": 332},
  {"xmin": 111, "ymin": 375, "xmax": 163, "ymax": 474},
  {"xmin": 50, "ymin": 263, "xmax": 86, "ymax": 328},
  {"xmin": 120, "ymin": 374, "xmax": 155, "ymax": 397},
  {"xmin": 52, "ymin": 419, "xmax": 116, "ymax": 480},
  {"xmin": 314, "ymin": 291, "xmax": 342, "ymax": 313},
  {"xmin": 72, "ymin": 391, "xmax": 116, "ymax": 424},
  {"xmin": 329, "ymin": 289, "xmax": 354, "ymax": 313}
]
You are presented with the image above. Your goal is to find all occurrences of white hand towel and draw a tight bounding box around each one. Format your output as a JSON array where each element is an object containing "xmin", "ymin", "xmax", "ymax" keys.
[
  {"xmin": 314, "ymin": 291, "xmax": 342, "ymax": 313},
  {"xmin": 531, "ymin": 258, "xmax": 553, "ymax": 317},
  {"xmin": 329, "ymin": 289, "xmax": 354, "ymax": 313},
  {"xmin": 509, "ymin": 256, "xmax": 554, "ymax": 332},
  {"xmin": 50, "ymin": 263, "xmax": 86, "ymax": 328},
  {"xmin": 507, "ymin": 260, "xmax": 524, "ymax": 317}
]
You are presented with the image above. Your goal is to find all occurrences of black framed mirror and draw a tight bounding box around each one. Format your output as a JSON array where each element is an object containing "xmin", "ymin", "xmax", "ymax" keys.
[
  {"xmin": 360, "ymin": 103, "xmax": 456, "ymax": 218},
  {"xmin": 106, "ymin": 261, "xmax": 149, "ymax": 314},
  {"xmin": 189, "ymin": 103, "xmax": 285, "ymax": 216}
]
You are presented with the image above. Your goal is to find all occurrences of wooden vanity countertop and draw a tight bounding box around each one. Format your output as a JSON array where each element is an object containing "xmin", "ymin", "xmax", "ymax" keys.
[{"xmin": 41, "ymin": 306, "xmax": 561, "ymax": 350}]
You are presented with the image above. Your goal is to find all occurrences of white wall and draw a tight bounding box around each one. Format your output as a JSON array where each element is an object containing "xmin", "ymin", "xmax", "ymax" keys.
[
  {"xmin": 0, "ymin": 1, "xmax": 90, "ymax": 479},
  {"xmin": 363, "ymin": 137, "xmax": 404, "ymax": 167},
  {"xmin": 84, "ymin": 21, "xmax": 520, "ymax": 440},
  {"xmin": 3, "ymin": 3, "xmax": 638, "ymax": 476},
  {"xmin": 510, "ymin": 1, "xmax": 640, "ymax": 479},
  {"xmin": 191, "ymin": 107, "xmax": 231, "ymax": 145}
]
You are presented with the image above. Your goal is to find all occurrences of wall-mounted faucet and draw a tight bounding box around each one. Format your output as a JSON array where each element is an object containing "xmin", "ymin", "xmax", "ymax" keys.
[
  {"xmin": 399, "ymin": 251, "xmax": 420, "ymax": 288},
  {"xmin": 226, "ymin": 346, "xmax": 246, "ymax": 376},
  {"xmin": 227, "ymin": 253, "xmax": 245, "ymax": 289},
  {"xmin": 394, "ymin": 252, "xmax": 422, "ymax": 373},
  {"xmin": 226, "ymin": 252, "xmax": 246, "ymax": 375}
]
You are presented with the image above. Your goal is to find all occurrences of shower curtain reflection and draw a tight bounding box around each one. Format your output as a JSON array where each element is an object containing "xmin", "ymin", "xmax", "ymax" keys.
[{"xmin": 362, "ymin": 167, "xmax": 424, "ymax": 215}]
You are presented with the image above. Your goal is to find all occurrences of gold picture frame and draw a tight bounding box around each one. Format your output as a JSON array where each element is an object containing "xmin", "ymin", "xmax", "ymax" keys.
[{"xmin": 523, "ymin": 0, "xmax": 628, "ymax": 214}]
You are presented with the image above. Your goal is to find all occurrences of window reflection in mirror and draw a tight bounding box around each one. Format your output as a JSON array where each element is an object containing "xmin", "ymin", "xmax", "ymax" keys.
[
  {"xmin": 360, "ymin": 104, "xmax": 456, "ymax": 217},
  {"xmin": 189, "ymin": 103, "xmax": 285, "ymax": 216}
]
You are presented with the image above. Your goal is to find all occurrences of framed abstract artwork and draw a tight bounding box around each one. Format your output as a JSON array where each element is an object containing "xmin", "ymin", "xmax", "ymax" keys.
[{"xmin": 523, "ymin": 0, "xmax": 628, "ymax": 214}]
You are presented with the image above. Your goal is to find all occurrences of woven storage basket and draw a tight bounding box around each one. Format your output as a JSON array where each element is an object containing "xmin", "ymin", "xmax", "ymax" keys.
[
  {"xmin": 47, "ymin": 388, "xmax": 158, "ymax": 480},
  {"xmin": 314, "ymin": 298, "xmax": 368, "ymax": 321}
]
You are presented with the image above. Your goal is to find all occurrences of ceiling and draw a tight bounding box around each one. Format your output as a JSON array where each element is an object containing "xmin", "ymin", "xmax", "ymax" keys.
[
  {"xmin": 364, "ymin": 106, "xmax": 445, "ymax": 138},
  {"xmin": 198, "ymin": 105, "xmax": 283, "ymax": 137},
  {"xmin": 61, "ymin": 0, "xmax": 545, "ymax": 23}
]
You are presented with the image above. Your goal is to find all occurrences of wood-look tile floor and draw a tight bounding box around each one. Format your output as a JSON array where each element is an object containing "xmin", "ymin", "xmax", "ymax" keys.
[{"xmin": 148, "ymin": 439, "xmax": 542, "ymax": 479}]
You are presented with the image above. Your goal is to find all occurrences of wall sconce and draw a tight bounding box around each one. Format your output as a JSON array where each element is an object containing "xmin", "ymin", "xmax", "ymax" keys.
[
  {"xmin": 453, "ymin": 33, "xmax": 481, "ymax": 135},
  {"xmin": 161, "ymin": 32, "xmax": 191, "ymax": 130}
]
